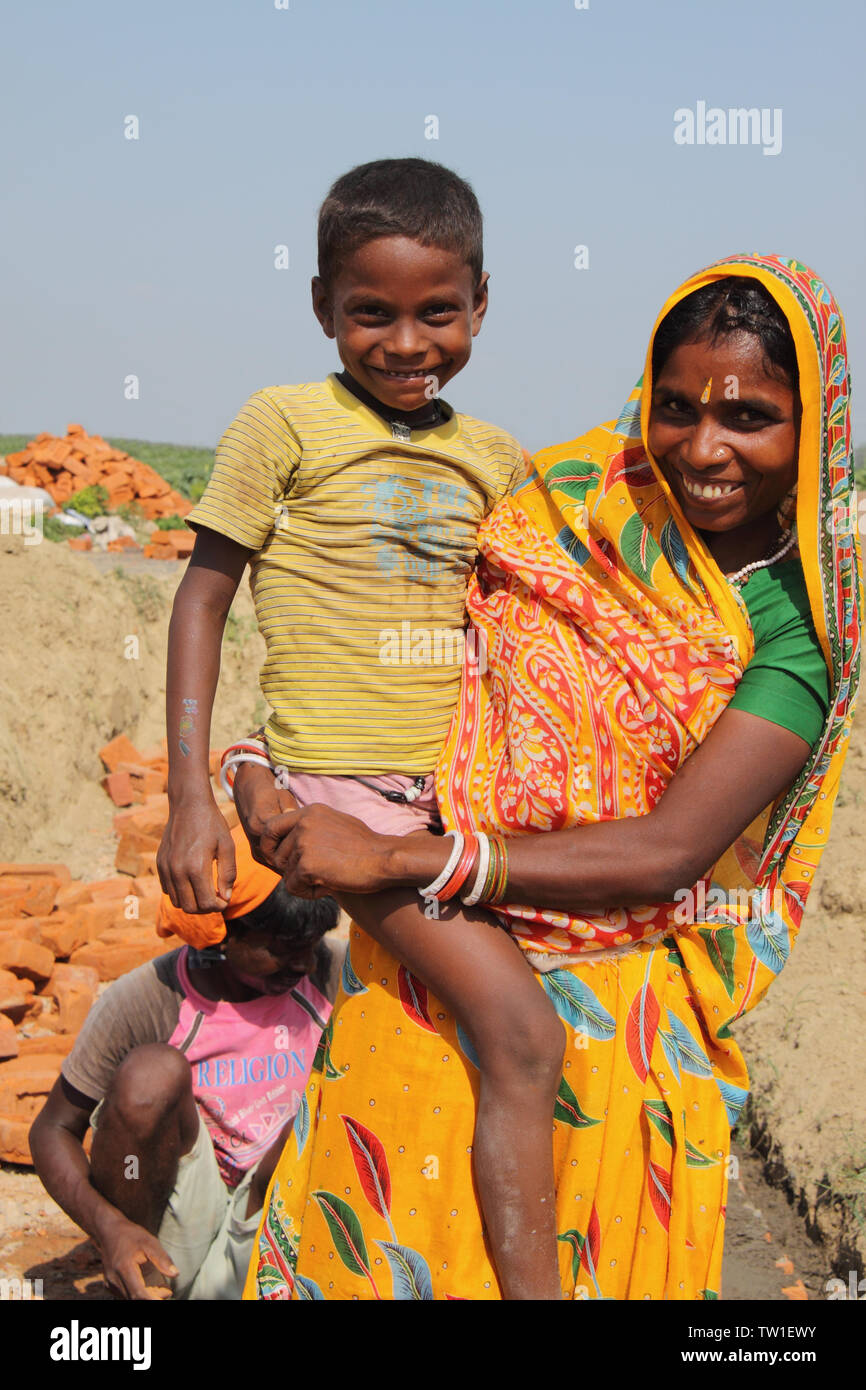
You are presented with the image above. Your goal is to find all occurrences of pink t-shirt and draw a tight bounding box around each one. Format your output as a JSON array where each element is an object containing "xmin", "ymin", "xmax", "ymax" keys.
[{"xmin": 169, "ymin": 948, "xmax": 331, "ymax": 1187}]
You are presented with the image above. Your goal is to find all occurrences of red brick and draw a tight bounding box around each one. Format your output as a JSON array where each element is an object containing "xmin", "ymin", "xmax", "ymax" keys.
[
  {"xmin": 0, "ymin": 939, "xmax": 55, "ymax": 984},
  {"xmin": 0, "ymin": 1015, "xmax": 18, "ymax": 1060},
  {"xmin": 17, "ymin": 1034, "xmax": 76, "ymax": 1058},
  {"xmin": 50, "ymin": 967, "xmax": 98, "ymax": 1033},
  {"xmin": 0, "ymin": 997, "xmax": 32, "ymax": 1025},
  {"xmin": 113, "ymin": 799, "xmax": 168, "ymax": 839},
  {"xmin": 88, "ymin": 878, "xmax": 132, "ymax": 901},
  {"xmin": 0, "ymin": 877, "xmax": 61, "ymax": 918},
  {"xmin": 0, "ymin": 919, "xmax": 43, "ymax": 943},
  {"xmin": 0, "ymin": 969, "xmax": 32, "ymax": 996},
  {"xmin": 54, "ymin": 883, "xmax": 93, "ymax": 913},
  {"xmin": 101, "ymin": 770, "xmax": 134, "ymax": 807},
  {"xmin": 25, "ymin": 878, "xmax": 61, "ymax": 917},
  {"xmin": 124, "ymin": 765, "xmax": 166, "ymax": 801},
  {"xmin": 114, "ymin": 830, "xmax": 161, "ymax": 877},
  {"xmin": 132, "ymin": 876, "xmax": 162, "ymax": 902},
  {"xmin": 68, "ymin": 536, "xmax": 92, "ymax": 552},
  {"xmin": 98, "ymin": 735, "xmax": 144, "ymax": 774},
  {"xmin": 69, "ymin": 937, "xmax": 165, "ymax": 981},
  {"xmin": 37, "ymin": 913, "xmax": 93, "ymax": 960},
  {"xmin": 0, "ymin": 894, "xmax": 29, "ymax": 920},
  {"xmin": 74, "ymin": 901, "xmax": 124, "ymax": 935},
  {"xmin": 0, "ymin": 1112, "xmax": 32, "ymax": 1164},
  {"xmin": 0, "ymin": 1062, "xmax": 63, "ymax": 1120},
  {"xmin": 0, "ymin": 863, "xmax": 71, "ymax": 883}
]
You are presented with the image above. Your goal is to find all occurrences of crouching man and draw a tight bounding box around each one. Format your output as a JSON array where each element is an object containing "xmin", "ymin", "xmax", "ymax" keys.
[{"xmin": 30, "ymin": 823, "xmax": 344, "ymax": 1300}]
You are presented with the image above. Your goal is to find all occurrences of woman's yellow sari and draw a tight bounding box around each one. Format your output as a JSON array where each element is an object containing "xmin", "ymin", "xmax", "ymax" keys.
[{"xmin": 246, "ymin": 255, "xmax": 860, "ymax": 1300}]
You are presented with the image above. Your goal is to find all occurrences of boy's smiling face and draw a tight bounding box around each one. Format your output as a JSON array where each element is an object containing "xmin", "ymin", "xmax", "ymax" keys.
[{"xmin": 312, "ymin": 235, "xmax": 488, "ymax": 412}]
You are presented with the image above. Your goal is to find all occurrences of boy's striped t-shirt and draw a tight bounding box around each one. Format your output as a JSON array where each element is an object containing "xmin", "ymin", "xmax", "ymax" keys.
[{"xmin": 187, "ymin": 374, "xmax": 525, "ymax": 774}]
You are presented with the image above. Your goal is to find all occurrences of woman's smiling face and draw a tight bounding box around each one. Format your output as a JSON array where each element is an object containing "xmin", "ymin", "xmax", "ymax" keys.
[{"xmin": 647, "ymin": 331, "xmax": 798, "ymax": 535}]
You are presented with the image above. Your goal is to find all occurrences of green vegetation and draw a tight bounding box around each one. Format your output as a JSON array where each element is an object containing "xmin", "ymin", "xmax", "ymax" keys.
[
  {"xmin": 68, "ymin": 484, "xmax": 110, "ymax": 517},
  {"xmin": 0, "ymin": 434, "xmax": 32, "ymax": 455},
  {"xmin": 42, "ymin": 516, "xmax": 85, "ymax": 542},
  {"xmin": 155, "ymin": 514, "xmax": 188, "ymax": 530}
]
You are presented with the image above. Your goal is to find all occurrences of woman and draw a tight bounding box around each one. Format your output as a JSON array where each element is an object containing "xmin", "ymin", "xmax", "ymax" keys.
[{"xmin": 237, "ymin": 254, "xmax": 860, "ymax": 1300}]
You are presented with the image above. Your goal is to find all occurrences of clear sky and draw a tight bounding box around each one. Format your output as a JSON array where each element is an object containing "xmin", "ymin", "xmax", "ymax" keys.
[{"xmin": 2, "ymin": 0, "xmax": 864, "ymax": 453}]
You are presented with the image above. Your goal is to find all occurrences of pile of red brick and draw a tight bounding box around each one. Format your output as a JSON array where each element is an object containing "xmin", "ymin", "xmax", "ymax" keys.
[
  {"xmin": 0, "ymin": 734, "xmax": 233, "ymax": 1164},
  {"xmin": 1, "ymin": 424, "xmax": 191, "ymax": 520},
  {"xmin": 142, "ymin": 529, "xmax": 194, "ymax": 561}
]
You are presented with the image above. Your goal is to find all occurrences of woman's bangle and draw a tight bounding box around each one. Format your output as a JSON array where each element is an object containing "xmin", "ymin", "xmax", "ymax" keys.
[
  {"xmin": 482, "ymin": 835, "xmax": 510, "ymax": 906},
  {"xmin": 437, "ymin": 834, "xmax": 479, "ymax": 903},
  {"xmin": 418, "ymin": 831, "xmax": 464, "ymax": 914},
  {"xmin": 418, "ymin": 831, "xmax": 464, "ymax": 896},
  {"xmin": 461, "ymin": 833, "xmax": 491, "ymax": 906}
]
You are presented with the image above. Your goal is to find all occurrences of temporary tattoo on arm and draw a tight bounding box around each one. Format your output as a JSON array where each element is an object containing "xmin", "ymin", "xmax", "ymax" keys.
[{"xmin": 179, "ymin": 698, "xmax": 199, "ymax": 757}]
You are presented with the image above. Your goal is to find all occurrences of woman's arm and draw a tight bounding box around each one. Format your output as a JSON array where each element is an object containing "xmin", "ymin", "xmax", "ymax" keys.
[{"xmin": 254, "ymin": 708, "xmax": 812, "ymax": 912}]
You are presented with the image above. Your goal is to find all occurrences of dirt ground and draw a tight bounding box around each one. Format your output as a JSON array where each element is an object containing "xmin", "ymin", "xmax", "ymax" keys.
[{"xmin": 0, "ymin": 533, "xmax": 864, "ymax": 1299}]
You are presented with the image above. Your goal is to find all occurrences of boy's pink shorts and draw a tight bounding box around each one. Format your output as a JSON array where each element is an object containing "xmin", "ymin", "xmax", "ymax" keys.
[{"xmin": 286, "ymin": 771, "xmax": 441, "ymax": 837}]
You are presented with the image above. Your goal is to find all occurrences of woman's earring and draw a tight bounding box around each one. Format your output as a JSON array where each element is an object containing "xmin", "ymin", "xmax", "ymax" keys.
[{"xmin": 777, "ymin": 484, "xmax": 798, "ymax": 533}]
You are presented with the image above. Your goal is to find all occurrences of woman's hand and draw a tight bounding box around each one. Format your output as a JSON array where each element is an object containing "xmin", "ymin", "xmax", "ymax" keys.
[
  {"xmin": 259, "ymin": 805, "xmax": 448, "ymax": 897},
  {"xmin": 157, "ymin": 796, "xmax": 236, "ymax": 913}
]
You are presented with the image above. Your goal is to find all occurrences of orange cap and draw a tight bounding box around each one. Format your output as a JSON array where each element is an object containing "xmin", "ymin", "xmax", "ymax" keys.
[{"xmin": 157, "ymin": 822, "xmax": 281, "ymax": 949}]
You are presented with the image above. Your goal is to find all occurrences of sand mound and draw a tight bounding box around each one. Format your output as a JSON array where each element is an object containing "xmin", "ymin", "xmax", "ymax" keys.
[{"xmin": 0, "ymin": 534, "xmax": 264, "ymax": 879}]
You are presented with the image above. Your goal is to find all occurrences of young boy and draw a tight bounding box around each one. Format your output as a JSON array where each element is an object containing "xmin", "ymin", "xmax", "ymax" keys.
[
  {"xmin": 158, "ymin": 158, "xmax": 565, "ymax": 1299},
  {"xmin": 31, "ymin": 824, "xmax": 343, "ymax": 1300}
]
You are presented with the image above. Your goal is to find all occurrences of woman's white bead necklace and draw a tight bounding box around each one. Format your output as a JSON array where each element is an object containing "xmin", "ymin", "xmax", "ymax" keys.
[{"xmin": 725, "ymin": 528, "xmax": 797, "ymax": 589}]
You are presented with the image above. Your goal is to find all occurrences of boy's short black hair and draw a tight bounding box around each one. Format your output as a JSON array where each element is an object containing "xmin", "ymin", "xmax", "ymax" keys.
[
  {"xmin": 317, "ymin": 157, "xmax": 484, "ymax": 289},
  {"xmin": 226, "ymin": 882, "xmax": 340, "ymax": 946}
]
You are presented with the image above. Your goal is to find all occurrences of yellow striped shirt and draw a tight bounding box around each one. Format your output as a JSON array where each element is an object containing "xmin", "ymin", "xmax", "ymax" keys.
[{"xmin": 188, "ymin": 375, "xmax": 525, "ymax": 773}]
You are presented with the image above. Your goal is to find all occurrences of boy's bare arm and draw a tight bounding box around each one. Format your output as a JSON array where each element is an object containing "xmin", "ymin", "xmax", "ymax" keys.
[{"xmin": 158, "ymin": 527, "xmax": 252, "ymax": 913}]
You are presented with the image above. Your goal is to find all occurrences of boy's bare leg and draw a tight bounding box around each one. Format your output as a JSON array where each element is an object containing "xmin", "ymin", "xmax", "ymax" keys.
[
  {"xmin": 90, "ymin": 1044, "xmax": 200, "ymax": 1286},
  {"xmin": 339, "ymin": 888, "xmax": 565, "ymax": 1301}
]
